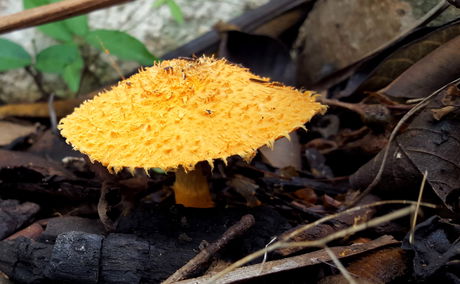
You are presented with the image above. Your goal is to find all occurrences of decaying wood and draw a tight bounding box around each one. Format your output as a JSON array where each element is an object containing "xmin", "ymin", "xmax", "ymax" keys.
[
  {"xmin": 0, "ymin": 91, "xmax": 96, "ymax": 119},
  {"xmin": 5, "ymin": 219, "xmax": 48, "ymax": 241},
  {"xmin": 176, "ymin": 235, "xmax": 398, "ymax": 284},
  {"xmin": 0, "ymin": 150, "xmax": 100, "ymax": 201},
  {"xmin": 0, "ymin": 0, "xmax": 134, "ymax": 35},
  {"xmin": 163, "ymin": 214, "xmax": 255, "ymax": 284}
]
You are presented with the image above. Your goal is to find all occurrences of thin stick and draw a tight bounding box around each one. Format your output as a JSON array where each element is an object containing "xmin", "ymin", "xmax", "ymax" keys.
[
  {"xmin": 0, "ymin": 0, "xmax": 134, "ymax": 35},
  {"xmin": 162, "ymin": 214, "xmax": 255, "ymax": 284},
  {"xmin": 409, "ymin": 170, "xmax": 428, "ymax": 244},
  {"xmin": 347, "ymin": 77, "xmax": 460, "ymax": 208},
  {"xmin": 204, "ymin": 206, "xmax": 415, "ymax": 283},
  {"xmin": 324, "ymin": 246, "xmax": 357, "ymax": 284}
]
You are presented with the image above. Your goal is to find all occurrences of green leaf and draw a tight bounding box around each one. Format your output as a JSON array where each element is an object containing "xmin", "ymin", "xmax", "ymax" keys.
[
  {"xmin": 38, "ymin": 22, "xmax": 73, "ymax": 42},
  {"xmin": 63, "ymin": 15, "xmax": 89, "ymax": 36},
  {"xmin": 152, "ymin": 0, "xmax": 167, "ymax": 8},
  {"xmin": 85, "ymin": 30, "xmax": 157, "ymax": 65},
  {"xmin": 63, "ymin": 60, "xmax": 83, "ymax": 92},
  {"xmin": 0, "ymin": 38, "xmax": 32, "ymax": 71},
  {"xmin": 166, "ymin": 0, "xmax": 184, "ymax": 24},
  {"xmin": 35, "ymin": 43, "xmax": 81, "ymax": 72},
  {"xmin": 35, "ymin": 43, "xmax": 83, "ymax": 91},
  {"xmin": 23, "ymin": 0, "xmax": 88, "ymax": 41}
]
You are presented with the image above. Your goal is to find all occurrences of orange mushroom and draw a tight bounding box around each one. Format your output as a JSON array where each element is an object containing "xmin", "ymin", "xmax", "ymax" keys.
[{"xmin": 58, "ymin": 56, "xmax": 326, "ymax": 208}]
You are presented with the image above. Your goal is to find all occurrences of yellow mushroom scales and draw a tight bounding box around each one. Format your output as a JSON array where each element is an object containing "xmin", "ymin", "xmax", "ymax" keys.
[{"xmin": 58, "ymin": 56, "xmax": 326, "ymax": 208}]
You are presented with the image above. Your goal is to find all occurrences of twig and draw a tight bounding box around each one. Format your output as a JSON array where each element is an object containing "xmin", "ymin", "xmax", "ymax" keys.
[
  {"xmin": 409, "ymin": 170, "xmax": 428, "ymax": 244},
  {"xmin": 162, "ymin": 214, "xmax": 255, "ymax": 284},
  {"xmin": 0, "ymin": 0, "xmax": 135, "ymax": 35},
  {"xmin": 346, "ymin": 77, "xmax": 460, "ymax": 208},
  {"xmin": 25, "ymin": 66, "xmax": 49, "ymax": 99},
  {"xmin": 324, "ymin": 246, "xmax": 357, "ymax": 284},
  {"xmin": 204, "ymin": 206, "xmax": 415, "ymax": 283}
]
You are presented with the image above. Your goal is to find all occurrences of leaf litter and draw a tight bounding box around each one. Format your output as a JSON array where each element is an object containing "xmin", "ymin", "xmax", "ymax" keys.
[{"xmin": 0, "ymin": 0, "xmax": 460, "ymax": 283}]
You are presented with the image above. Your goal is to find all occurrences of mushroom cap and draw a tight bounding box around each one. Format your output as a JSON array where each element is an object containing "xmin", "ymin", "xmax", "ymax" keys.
[{"xmin": 58, "ymin": 56, "xmax": 326, "ymax": 173}]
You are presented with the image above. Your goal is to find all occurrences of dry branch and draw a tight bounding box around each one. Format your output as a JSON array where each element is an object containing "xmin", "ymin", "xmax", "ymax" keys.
[
  {"xmin": 162, "ymin": 214, "xmax": 255, "ymax": 284},
  {"xmin": 0, "ymin": 0, "xmax": 135, "ymax": 35}
]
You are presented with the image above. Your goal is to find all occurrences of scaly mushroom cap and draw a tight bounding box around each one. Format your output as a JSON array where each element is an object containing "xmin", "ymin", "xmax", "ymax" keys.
[{"xmin": 59, "ymin": 56, "xmax": 326, "ymax": 173}]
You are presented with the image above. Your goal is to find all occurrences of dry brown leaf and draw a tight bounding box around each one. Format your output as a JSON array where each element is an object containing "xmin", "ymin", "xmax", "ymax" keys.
[
  {"xmin": 0, "ymin": 121, "xmax": 37, "ymax": 146},
  {"xmin": 340, "ymin": 19, "xmax": 460, "ymax": 97},
  {"xmin": 379, "ymin": 35, "xmax": 460, "ymax": 98},
  {"xmin": 351, "ymin": 82, "xmax": 460, "ymax": 210}
]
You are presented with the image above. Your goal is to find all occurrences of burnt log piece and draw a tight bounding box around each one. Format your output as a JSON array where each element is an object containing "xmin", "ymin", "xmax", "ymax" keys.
[
  {"xmin": 45, "ymin": 231, "xmax": 103, "ymax": 283},
  {"xmin": 0, "ymin": 237, "xmax": 51, "ymax": 284},
  {"xmin": 100, "ymin": 234, "xmax": 150, "ymax": 284},
  {"xmin": 0, "ymin": 206, "xmax": 290, "ymax": 283},
  {"xmin": 0, "ymin": 149, "xmax": 100, "ymax": 202},
  {"xmin": 0, "ymin": 199, "xmax": 40, "ymax": 240},
  {"xmin": 0, "ymin": 231, "xmax": 195, "ymax": 283}
]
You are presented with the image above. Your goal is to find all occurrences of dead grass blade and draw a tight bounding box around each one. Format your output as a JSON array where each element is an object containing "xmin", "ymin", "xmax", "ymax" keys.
[
  {"xmin": 324, "ymin": 246, "xmax": 357, "ymax": 284},
  {"xmin": 409, "ymin": 170, "xmax": 428, "ymax": 244}
]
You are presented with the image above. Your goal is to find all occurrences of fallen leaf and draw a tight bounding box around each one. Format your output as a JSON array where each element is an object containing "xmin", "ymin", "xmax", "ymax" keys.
[
  {"xmin": 402, "ymin": 216, "xmax": 460, "ymax": 281},
  {"xmin": 379, "ymin": 35, "xmax": 460, "ymax": 99},
  {"xmin": 0, "ymin": 121, "xmax": 37, "ymax": 147},
  {"xmin": 339, "ymin": 19, "xmax": 460, "ymax": 97},
  {"xmin": 218, "ymin": 30, "xmax": 294, "ymax": 84},
  {"xmin": 350, "ymin": 82, "xmax": 460, "ymax": 210}
]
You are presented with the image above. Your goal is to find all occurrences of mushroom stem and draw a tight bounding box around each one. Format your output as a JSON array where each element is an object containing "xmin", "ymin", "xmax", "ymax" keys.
[{"xmin": 173, "ymin": 164, "xmax": 214, "ymax": 208}]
